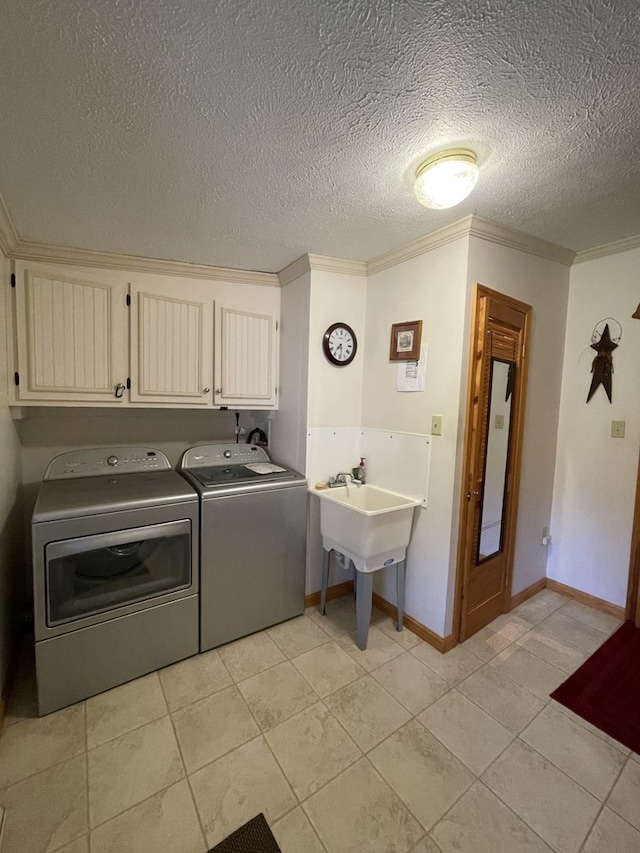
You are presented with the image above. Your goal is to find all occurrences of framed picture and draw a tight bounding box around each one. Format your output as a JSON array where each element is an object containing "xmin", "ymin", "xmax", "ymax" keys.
[{"xmin": 390, "ymin": 320, "xmax": 423, "ymax": 361}]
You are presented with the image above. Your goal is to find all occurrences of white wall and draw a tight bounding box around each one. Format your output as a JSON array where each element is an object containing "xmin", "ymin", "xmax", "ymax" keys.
[
  {"xmin": 18, "ymin": 407, "xmax": 243, "ymax": 487},
  {"xmin": 307, "ymin": 270, "xmax": 367, "ymax": 430},
  {"xmin": 467, "ymin": 238, "xmax": 571, "ymax": 597},
  {"xmin": 270, "ymin": 272, "xmax": 310, "ymax": 474},
  {"xmin": 0, "ymin": 251, "xmax": 24, "ymax": 690},
  {"xmin": 305, "ymin": 270, "xmax": 367, "ymax": 593},
  {"xmin": 548, "ymin": 249, "xmax": 640, "ymax": 606},
  {"xmin": 363, "ymin": 238, "xmax": 470, "ymax": 636}
]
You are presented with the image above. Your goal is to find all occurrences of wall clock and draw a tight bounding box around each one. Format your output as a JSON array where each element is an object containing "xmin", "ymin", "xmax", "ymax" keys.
[{"xmin": 322, "ymin": 322, "xmax": 357, "ymax": 366}]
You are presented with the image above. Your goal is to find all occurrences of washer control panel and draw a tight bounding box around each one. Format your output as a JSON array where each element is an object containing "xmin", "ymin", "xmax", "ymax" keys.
[
  {"xmin": 43, "ymin": 447, "xmax": 172, "ymax": 480},
  {"xmin": 180, "ymin": 443, "xmax": 270, "ymax": 469}
]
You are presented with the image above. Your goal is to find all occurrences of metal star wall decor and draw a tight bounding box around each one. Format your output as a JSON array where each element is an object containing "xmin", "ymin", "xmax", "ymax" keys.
[{"xmin": 586, "ymin": 322, "xmax": 619, "ymax": 403}]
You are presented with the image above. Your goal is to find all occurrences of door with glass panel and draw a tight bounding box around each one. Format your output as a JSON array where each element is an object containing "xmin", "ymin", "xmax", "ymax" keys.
[{"xmin": 457, "ymin": 285, "xmax": 531, "ymax": 641}]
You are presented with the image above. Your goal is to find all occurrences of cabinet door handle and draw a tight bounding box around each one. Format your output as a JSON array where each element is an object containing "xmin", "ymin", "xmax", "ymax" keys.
[
  {"xmin": 203, "ymin": 387, "xmax": 210, "ymax": 394},
  {"xmin": 114, "ymin": 383, "xmax": 126, "ymax": 398},
  {"xmin": 215, "ymin": 388, "xmax": 222, "ymax": 395}
]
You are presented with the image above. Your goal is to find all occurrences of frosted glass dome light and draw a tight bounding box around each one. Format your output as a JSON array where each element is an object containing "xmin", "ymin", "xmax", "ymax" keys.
[{"xmin": 414, "ymin": 149, "xmax": 479, "ymax": 210}]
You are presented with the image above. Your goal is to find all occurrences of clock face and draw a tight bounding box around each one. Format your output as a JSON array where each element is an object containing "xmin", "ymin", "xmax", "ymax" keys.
[{"xmin": 323, "ymin": 322, "xmax": 357, "ymax": 366}]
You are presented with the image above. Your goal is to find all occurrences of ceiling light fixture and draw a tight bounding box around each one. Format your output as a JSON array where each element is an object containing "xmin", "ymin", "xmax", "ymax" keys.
[{"xmin": 413, "ymin": 148, "xmax": 479, "ymax": 210}]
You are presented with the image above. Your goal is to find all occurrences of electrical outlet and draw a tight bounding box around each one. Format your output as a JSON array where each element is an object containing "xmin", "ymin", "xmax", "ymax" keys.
[
  {"xmin": 431, "ymin": 415, "xmax": 442, "ymax": 436},
  {"xmin": 611, "ymin": 420, "xmax": 625, "ymax": 438},
  {"xmin": 495, "ymin": 414, "xmax": 504, "ymax": 429}
]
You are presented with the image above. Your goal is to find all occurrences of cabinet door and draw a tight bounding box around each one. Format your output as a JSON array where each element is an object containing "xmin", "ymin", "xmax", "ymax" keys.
[
  {"xmin": 130, "ymin": 283, "xmax": 213, "ymax": 404},
  {"xmin": 214, "ymin": 306, "xmax": 277, "ymax": 407},
  {"xmin": 14, "ymin": 267, "xmax": 128, "ymax": 402}
]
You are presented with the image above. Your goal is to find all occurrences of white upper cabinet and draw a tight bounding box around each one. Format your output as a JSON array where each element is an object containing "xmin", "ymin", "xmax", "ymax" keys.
[
  {"xmin": 215, "ymin": 306, "xmax": 277, "ymax": 408},
  {"xmin": 13, "ymin": 264, "xmax": 129, "ymax": 403},
  {"xmin": 11, "ymin": 263, "xmax": 280, "ymax": 409},
  {"xmin": 129, "ymin": 281, "xmax": 213, "ymax": 405}
]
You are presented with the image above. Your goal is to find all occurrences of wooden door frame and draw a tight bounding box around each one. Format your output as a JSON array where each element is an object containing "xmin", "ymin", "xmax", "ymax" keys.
[
  {"xmin": 452, "ymin": 283, "xmax": 532, "ymax": 645},
  {"xmin": 626, "ymin": 448, "xmax": 640, "ymax": 625}
]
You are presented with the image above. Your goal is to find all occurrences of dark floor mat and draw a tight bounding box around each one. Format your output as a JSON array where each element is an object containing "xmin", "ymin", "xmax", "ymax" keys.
[
  {"xmin": 550, "ymin": 620, "xmax": 640, "ymax": 754},
  {"xmin": 209, "ymin": 813, "xmax": 282, "ymax": 853}
]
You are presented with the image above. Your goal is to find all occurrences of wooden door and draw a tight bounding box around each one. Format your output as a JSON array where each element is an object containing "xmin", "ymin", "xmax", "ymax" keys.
[
  {"xmin": 14, "ymin": 266, "xmax": 128, "ymax": 403},
  {"xmin": 626, "ymin": 449, "xmax": 640, "ymax": 628},
  {"xmin": 456, "ymin": 285, "xmax": 531, "ymax": 641},
  {"xmin": 129, "ymin": 282, "xmax": 213, "ymax": 405},
  {"xmin": 214, "ymin": 306, "xmax": 277, "ymax": 408}
]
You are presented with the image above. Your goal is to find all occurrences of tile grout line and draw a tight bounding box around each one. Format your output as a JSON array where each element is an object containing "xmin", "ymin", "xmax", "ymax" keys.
[
  {"xmin": 0, "ymin": 708, "xmax": 87, "ymax": 794},
  {"xmin": 156, "ymin": 665, "xmax": 209, "ymax": 851},
  {"xmin": 83, "ymin": 701, "xmax": 91, "ymax": 853},
  {"xmin": 575, "ymin": 754, "xmax": 632, "ymax": 852},
  {"xmin": 594, "ymin": 754, "xmax": 640, "ymax": 840},
  {"xmin": 178, "ymin": 658, "xmax": 303, "ymax": 845},
  {"xmin": 479, "ymin": 731, "xmax": 605, "ymax": 853}
]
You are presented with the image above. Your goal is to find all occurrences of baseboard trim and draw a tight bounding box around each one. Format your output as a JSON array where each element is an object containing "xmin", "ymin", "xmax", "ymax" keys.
[
  {"xmin": 546, "ymin": 579, "xmax": 625, "ymax": 619},
  {"xmin": 304, "ymin": 581, "xmax": 354, "ymax": 609},
  {"xmin": 304, "ymin": 585, "xmax": 454, "ymax": 653},
  {"xmin": 510, "ymin": 577, "xmax": 547, "ymax": 609},
  {"xmin": 372, "ymin": 592, "xmax": 454, "ymax": 653}
]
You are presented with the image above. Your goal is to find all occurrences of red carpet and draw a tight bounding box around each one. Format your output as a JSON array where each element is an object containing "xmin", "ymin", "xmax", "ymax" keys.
[{"xmin": 550, "ymin": 620, "xmax": 640, "ymax": 754}]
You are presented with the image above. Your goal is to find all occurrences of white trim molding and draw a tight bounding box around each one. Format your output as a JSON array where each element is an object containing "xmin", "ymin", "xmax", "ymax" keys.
[
  {"xmin": 574, "ymin": 233, "xmax": 640, "ymax": 264},
  {"xmin": 278, "ymin": 255, "xmax": 312, "ymax": 286},
  {"xmin": 367, "ymin": 217, "xmax": 473, "ymax": 275},
  {"xmin": 10, "ymin": 240, "xmax": 280, "ymax": 286},
  {"xmin": 0, "ymin": 191, "xmax": 279, "ymax": 286},
  {"xmin": 367, "ymin": 215, "xmax": 576, "ymax": 275},
  {"xmin": 0, "ymin": 192, "xmax": 18, "ymax": 257},
  {"xmin": 279, "ymin": 253, "xmax": 367, "ymax": 286},
  {"xmin": 467, "ymin": 216, "xmax": 576, "ymax": 266}
]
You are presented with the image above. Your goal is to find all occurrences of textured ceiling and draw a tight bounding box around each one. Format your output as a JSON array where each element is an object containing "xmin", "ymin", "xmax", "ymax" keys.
[{"xmin": 0, "ymin": 0, "xmax": 639, "ymax": 272}]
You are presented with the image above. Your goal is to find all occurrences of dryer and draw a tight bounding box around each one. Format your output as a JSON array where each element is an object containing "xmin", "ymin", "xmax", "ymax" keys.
[{"xmin": 32, "ymin": 447, "xmax": 199, "ymax": 715}]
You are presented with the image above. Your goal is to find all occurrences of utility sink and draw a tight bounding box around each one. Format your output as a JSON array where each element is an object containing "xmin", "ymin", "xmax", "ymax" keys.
[{"xmin": 314, "ymin": 485, "xmax": 421, "ymax": 572}]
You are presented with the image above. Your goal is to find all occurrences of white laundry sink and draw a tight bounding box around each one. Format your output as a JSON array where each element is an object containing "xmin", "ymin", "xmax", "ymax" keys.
[{"xmin": 314, "ymin": 485, "xmax": 421, "ymax": 571}]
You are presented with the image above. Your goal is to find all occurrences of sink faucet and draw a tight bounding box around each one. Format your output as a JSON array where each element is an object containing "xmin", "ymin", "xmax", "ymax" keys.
[{"xmin": 328, "ymin": 472, "xmax": 353, "ymax": 488}]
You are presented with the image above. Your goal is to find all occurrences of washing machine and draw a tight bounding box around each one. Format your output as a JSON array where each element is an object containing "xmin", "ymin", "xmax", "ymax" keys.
[
  {"xmin": 32, "ymin": 447, "xmax": 199, "ymax": 715},
  {"xmin": 178, "ymin": 443, "xmax": 307, "ymax": 651}
]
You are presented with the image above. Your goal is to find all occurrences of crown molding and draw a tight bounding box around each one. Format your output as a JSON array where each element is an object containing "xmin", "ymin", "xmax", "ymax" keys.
[
  {"xmin": 279, "ymin": 253, "xmax": 367, "ymax": 286},
  {"xmin": 366, "ymin": 214, "xmax": 575, "ymax": 274},
  {"xmin": 366, "ymin": 217, "xmax": 473, "ymax": 276},
  {"xmin": 9, "ymin": 239, "xmax": 280, "ymax": 286},
  {"xmin": 307, "ymin": 254, "xmax": 367, "ymax": 277},
  {"xmin": 467, "ymin": 216, "xmax": 576, "ymax": 266},
  {"xmin": 278, "ymin": 255, "xmax": 311, "ymax": 286},
  {"xmin": 0, "ymin": 192, "xmax": 19, "ymax": 257},
  {"xmin": 574, "ymin": 233, "xmax": 640, "ymax": 264}
]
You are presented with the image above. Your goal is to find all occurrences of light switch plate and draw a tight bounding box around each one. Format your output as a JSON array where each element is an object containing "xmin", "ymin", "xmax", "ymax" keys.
[
  {"xmin": 431, "ymin": 415, "xmax": 442, "ymax": 436},
  {"xmin": 495, "ymin": 414, "xmax": 505, "ymax": 429},
  {"xmin": 611, "ymin": 420, "xmax": 625, "ymax": 438}
]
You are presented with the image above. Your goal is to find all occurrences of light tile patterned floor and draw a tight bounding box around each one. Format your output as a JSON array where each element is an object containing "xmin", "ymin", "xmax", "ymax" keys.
[{"xmin": 0, "ymin": 590, "xmax": 638, "ymax": 853}]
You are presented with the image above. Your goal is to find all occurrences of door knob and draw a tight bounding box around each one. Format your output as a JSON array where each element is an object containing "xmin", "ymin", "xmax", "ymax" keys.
[{"xmin": 203, "ymin": 387, "xmax": 210, "ymax": 394}]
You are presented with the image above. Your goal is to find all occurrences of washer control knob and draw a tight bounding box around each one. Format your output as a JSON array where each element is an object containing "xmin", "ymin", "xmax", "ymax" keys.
[
  {"xmin": 223, "ymin": 450, "xmax": 232, "ymax": 458},
  {"xmin": 107, "ymin": 455, "xmax": 119, "ymax": 467}
]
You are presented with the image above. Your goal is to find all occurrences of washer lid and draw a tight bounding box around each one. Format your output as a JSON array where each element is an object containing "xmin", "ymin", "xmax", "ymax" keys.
[
  {"xmin": 33, "ymin": 469, "xmax": 197, "ymax": 523},
  {"xmin": 188, "ymin": 464, "xmax": 296, "ymax": 487},
  {"xmin": 178, "ymin": 443, "xmax": 306, "ymax": 495}
]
